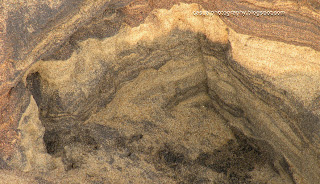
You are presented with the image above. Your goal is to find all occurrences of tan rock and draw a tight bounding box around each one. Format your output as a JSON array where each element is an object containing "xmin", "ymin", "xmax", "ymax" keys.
[{"xmin": 1, "ymin": 1, "xmax": 319, "ymax": 183}]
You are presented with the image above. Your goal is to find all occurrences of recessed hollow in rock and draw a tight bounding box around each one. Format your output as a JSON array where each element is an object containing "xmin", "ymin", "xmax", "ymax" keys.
[
  {"xmin": 18, "ymin": 28, "xmax": 296, "ymax": 183},
  {"xmin": 1, "ymin": 2, "xmax": 320, "ymax": 184}
]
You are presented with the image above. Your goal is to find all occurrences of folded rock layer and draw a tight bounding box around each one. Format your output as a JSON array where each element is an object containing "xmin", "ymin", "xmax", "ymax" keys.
[{"xmin": 1, "ymin": 0, "xmax": 320, "ymax": 183}]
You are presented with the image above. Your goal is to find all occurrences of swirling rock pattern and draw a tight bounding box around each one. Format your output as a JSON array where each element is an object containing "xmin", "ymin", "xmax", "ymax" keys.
[{"xmin": 1, "ymin": 0, "xmax": 320, "ymax": 183}]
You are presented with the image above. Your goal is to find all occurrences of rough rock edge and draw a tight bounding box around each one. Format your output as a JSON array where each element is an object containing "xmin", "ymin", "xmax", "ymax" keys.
[{"xmin": 8, "ymin": 96, "xmax": 61, "ymax": 172}]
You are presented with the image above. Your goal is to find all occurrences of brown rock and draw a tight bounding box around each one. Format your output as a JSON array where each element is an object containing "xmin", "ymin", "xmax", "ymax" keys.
[{"xmin": 1, "ymin": 0, "xmax": 320, "ymax": 183}]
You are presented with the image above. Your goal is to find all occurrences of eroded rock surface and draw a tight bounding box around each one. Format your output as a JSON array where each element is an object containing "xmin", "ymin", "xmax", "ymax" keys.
[{"xmin": 1, "ymin": 1, "xmax": 320, "ymax": 183}]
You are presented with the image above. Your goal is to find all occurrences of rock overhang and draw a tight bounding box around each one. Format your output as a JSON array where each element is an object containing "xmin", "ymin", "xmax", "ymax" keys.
[{"xmin": 1, "ymin": 1, "xmax": 320, "ymax": 183}]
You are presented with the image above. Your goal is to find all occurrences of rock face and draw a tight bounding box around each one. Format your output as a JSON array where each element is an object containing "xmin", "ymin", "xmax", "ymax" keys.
[{"xmin": 1, "ymin": 0, "xmax": 320, "ymax": 183}]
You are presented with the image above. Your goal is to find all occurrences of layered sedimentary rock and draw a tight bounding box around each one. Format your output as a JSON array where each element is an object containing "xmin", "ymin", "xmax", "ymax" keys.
[{"xmin": 1, "ymin": 0, "xmax": 320, "ymax": 183}]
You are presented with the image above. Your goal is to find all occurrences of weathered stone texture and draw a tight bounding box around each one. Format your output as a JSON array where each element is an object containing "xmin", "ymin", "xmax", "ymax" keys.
[{"xmin": 1, "ymin": 1, "xmax": 320, "ymax": 183}]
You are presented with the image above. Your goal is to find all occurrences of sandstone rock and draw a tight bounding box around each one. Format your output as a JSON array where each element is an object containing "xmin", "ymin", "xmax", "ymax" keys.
[{"xmin": 1, "ymin": 0, "xmax": 320, "ymax": 183}]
